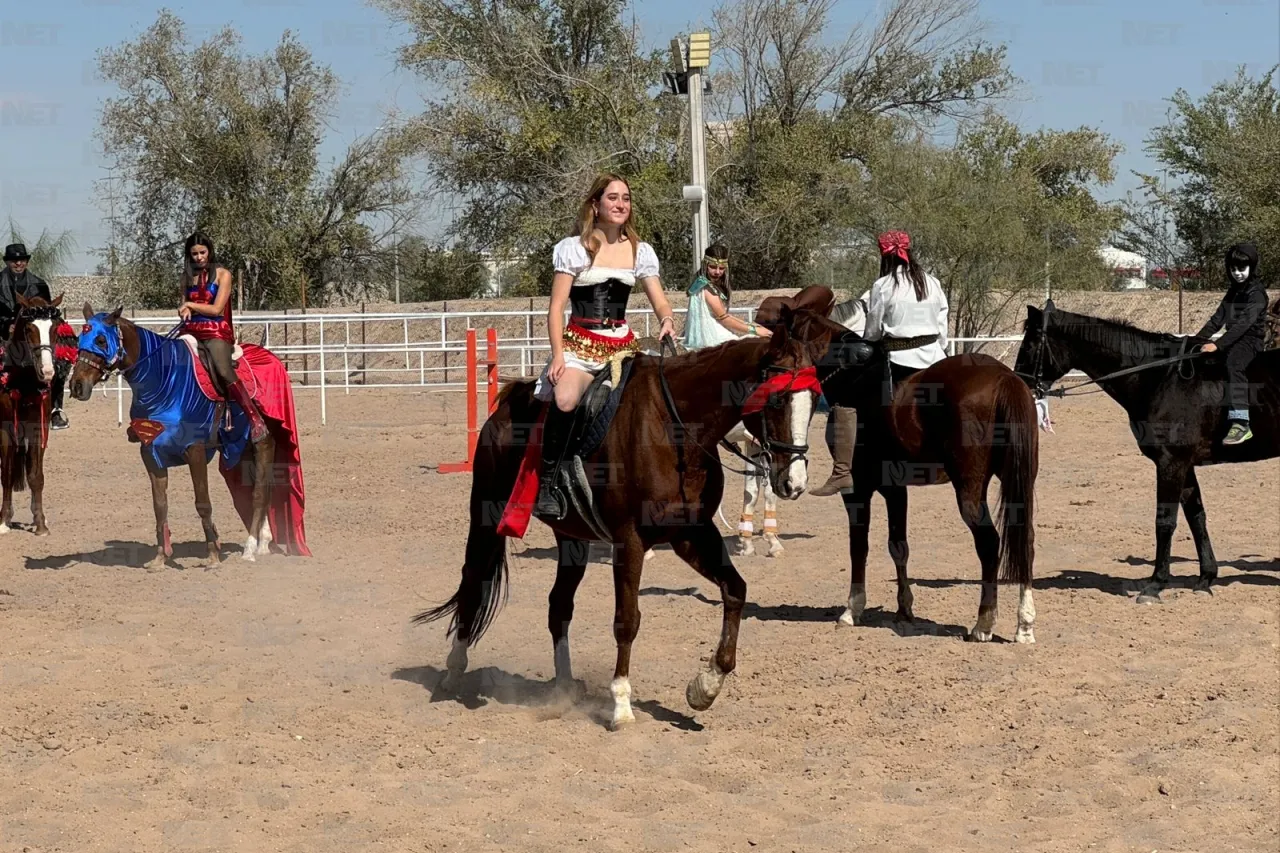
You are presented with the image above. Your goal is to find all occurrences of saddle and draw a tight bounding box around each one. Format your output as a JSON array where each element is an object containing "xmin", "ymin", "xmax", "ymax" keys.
[{"xmin": 179, "ymin": 334, "xmax": 245, "ymax": 400}]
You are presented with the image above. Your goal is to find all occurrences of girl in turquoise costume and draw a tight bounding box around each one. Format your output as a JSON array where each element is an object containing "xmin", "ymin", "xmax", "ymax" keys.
[{"xmin": 682, "ymin": 244, "xmax": 771, "ymax": 348}]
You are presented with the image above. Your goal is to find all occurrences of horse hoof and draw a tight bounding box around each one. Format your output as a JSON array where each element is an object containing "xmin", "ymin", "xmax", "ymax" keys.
[
  {"xmin": 1014, "ymin": 628, "xmax": 1036, "ymax": 644},
  {"xmin": 240, "ymin": 550, "xmax": 257, "ymax": 563},
  {"xmin": 0, "ymin": 524, "xmax": 9, "ymax": 535},
  {"xmin": 609, "ymin": 711, "xmax": 636, "ymax": 731},
  {"xmin": 686, "ymin": 665, "xmax": 726, "ymax": 712},
  {"xmin": 1136, "ymin": 589, "xmax": 1163, "ymax": 605},
  {"xmin": 33, "ymin": 527, "xmax": 49, "ymax": 538},
  {"xmin": 144, "ymin": 558, "xmax": 168, "ymax": 573},
  {"xmin": 965, "ymin": 630, "xmax": 994, "ymax": 643},
  {"xmin": 837, "ymin": 609, "xmax": 859, "ymax": 628},
  {"xmin": 553, "ymin": 678, "xmax": 586, "ymax": 704},
  {"xmin": 739, "ymin": 541, "xmax": 755, "ymax": 558},
  {"xmin": 1192, "ymin": 580, "xmax": 1215, "ymax": 596}
]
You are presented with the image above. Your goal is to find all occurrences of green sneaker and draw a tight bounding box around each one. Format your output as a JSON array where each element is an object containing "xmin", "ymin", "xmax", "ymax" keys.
[{"xmin": 1223, "ymin": 422, "xmax": 1252, "ymax": 445}]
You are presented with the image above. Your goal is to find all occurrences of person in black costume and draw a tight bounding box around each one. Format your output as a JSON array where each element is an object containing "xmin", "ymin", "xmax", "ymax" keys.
[
  {"xmin": 1195, "ymin": 242, "xmax": 1268, "ymax": 445},
  {"xmin": 531, "ymin": 174, "xmax": 677, "ymax": 520},
  {"xmin": 0, "ymin": 243, "xmax": 69, "ymax": 429}
]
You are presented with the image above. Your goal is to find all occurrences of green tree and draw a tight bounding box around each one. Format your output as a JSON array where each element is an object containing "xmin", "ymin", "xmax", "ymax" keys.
[
  {"xmin": 863, "ymin": 112, "xmax": 1122, "ymax": 340},
  {"xmin": 1137, "ymin": 66, "xmax": 1280, "ymax": 288},
  {"xmin": 93, "ymin": 10, "xmax": 415, "ymax": 309},
  {"xmin": 374, "ymin": 0, "xmax": 690, "ymax": 293}
]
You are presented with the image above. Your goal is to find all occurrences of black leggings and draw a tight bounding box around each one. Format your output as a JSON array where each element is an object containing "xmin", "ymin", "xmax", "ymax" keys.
[{"xmin": 199, "ymin": 338, "xmax": 239, "ymax": 390}]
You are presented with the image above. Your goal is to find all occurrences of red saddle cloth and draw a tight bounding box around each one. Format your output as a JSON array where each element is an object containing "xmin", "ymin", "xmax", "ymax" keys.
[
  {"xmin": 496, "ymin": 407, "xmax": 548, "ymax": 539},
  {"xmin": 185, "ymin": 339, "xmax": 311, "ymax": 557}
]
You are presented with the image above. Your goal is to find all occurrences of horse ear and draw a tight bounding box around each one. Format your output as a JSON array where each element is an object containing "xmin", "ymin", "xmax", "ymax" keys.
[
  {"xmin": 51, "ymin": 293, "xmax": 63, "ymax": 308},
  {"xmin": 106, "ymin": 305, "xmax": 123, "ymax": 325},
  {"xmin": 83, "ymin": 301, "xmax": 94, "ymax": 322},
  {"xmin": 16, "ymin": 293, "xmax": 29, "ymax": 309}
]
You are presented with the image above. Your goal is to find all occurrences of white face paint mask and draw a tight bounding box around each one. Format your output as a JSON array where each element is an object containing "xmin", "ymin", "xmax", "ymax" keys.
[{"xmin": 1229, "ymin": 265, "xmax": 1250, "ymax": 284}]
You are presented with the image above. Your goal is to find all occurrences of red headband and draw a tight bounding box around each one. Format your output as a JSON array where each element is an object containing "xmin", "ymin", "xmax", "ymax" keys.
[
  {"xmin": 742, "ymin": 367, "xmax": 821, "ymax": 415},
  {"xmin": 878, "ymin": 230, "xmax": 911, "ymax": 263}
]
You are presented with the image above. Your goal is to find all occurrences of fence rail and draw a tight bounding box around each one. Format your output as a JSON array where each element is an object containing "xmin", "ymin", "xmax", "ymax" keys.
[{"xmin": 98, "ymin": 308, "xmax": 1057, "ymax": 425}]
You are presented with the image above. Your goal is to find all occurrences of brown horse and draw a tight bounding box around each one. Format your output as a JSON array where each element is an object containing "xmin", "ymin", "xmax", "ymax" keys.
[
  {"xmin": 68, "ymin": 304, "xmax": 310, "ymax": 570},
  {"xmin": 766, "ymin": 290, "xmax": 1041, "ymax": 643},
  {"xmin": 416, "ymin": 307, "xmax": 848, "ymax": 728},
  {"xmin": 0, "ymin": 293, "xmax": 74, "ymax": 536}
]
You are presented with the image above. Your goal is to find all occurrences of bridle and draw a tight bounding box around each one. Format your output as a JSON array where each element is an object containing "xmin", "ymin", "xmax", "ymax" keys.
[
  {"xmin": 75, "ymin": 318, "xmax": 183, "ymax": 386},
  {"xmin": 8, "ymin": 305, "xmax": 66, "ymax": 382},
  {"xmin": 655, "ymin": 337, "xmax": 816, "ymax": 478}
]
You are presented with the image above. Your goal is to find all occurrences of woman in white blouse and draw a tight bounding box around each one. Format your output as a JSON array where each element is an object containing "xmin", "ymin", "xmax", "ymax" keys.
[
  {"xmin": 533, "ymin": 173, "xmax": 677, "ymax": 520},
  {"xmin": 861, "ymin": 230, "xmax": 950, "ymax": 385}
]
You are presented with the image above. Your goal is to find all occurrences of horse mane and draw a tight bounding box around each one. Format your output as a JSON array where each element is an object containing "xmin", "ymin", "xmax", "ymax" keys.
[{"xmin": 1028, "ymin": 307, "xmax": 1183, "ymax": 360}]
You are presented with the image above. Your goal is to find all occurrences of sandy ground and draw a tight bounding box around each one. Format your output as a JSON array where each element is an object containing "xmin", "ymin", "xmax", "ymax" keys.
[{"xmin": 1, "ymin": 386, "xmax": 1277, "ymax": 853}]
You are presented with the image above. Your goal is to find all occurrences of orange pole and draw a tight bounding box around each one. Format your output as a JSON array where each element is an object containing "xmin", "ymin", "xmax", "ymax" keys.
[
  {"xmin": 439, "ymin": 328, "xmax": 479, "ymax": 473},
  {"xmin": 486, "ymin": 327, "xmax": 498, "ymax": 416},
  {"xmin": 464, "ymin": 328, "xmax": 479, "ymax": 466}
]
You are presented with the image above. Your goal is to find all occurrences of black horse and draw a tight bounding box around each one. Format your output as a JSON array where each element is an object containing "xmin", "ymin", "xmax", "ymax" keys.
[{"xmin": 1014, "ymin": 301, "xmax": 1279, "ymax": 602}]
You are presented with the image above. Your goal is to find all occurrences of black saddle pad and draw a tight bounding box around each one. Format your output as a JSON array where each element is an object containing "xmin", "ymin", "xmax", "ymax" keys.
[{"xmin": 574, "ymin": 356, "xmax": 637, "ymax": 459}]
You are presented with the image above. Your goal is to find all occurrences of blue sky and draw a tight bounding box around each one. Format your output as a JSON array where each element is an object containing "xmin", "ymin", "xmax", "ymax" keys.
[{"xmin": 1, "ymin": 0, "xmax": 1277, "ymax": 272}]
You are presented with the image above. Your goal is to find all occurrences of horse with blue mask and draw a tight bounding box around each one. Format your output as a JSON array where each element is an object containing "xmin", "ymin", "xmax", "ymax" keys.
[{"xmin": 71, "ymin": 302, "xmax": 310, "ymax": 570}]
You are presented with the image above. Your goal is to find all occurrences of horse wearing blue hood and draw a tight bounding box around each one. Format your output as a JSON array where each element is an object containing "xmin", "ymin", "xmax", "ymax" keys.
[{"xmin": 70, "ymin": 302, "xmax": 310, "ymax": 570}]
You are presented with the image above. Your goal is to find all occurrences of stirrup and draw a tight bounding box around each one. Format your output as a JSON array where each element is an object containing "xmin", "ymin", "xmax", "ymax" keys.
[{"xmin": 534, "ymin": 479, "xmax": 568, "ymax": 520}]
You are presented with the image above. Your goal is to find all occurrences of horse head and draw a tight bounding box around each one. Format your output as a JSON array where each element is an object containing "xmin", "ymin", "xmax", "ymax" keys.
[
  {"xmin": 758, "ymin": 291, "xmax": 877, "ymax": 409},
  {"xmin": 1012, "ymin": 302, "xmax": 1070, "ymax": 395},
  {"xmin": 11, "ymin": 292, "xmax": 68, "ymax": 385},
  {"xmin": 738, "ymin": 294, "xmax": 870, "ymax": 499},
  {"xmin": 69, "ymin": 301, "xmax": 127, "ymax": 401}
]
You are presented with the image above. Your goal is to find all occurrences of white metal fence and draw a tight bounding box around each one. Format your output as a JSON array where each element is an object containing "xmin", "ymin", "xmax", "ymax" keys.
[{"xmin": 98, "ymin": 308, "xmax": 1036, "ymax": 425}]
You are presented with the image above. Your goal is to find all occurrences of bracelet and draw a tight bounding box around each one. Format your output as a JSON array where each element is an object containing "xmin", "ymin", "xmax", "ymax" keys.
[{"xmin": 659, "ymin": 315, "xmax": 674, "ymax": 326}]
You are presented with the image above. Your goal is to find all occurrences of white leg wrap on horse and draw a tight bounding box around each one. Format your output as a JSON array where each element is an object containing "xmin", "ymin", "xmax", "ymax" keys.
[
  {"xmin": 442, "ymin": 637, "xmax": 468, "ymax": 690},
  {"xmin": 839, "ymin": 582, "xmax": 867, "ymax": 627},
  {"xmin": 686, "ymin": 662, "xmax": 727, "ymax": 712},
  {"xmin": 1015, "ymin": 584, "xmax": 1037, "ymax": 644},
  {"xmin": 257, "ymin": 517, "xmax": 273, "ymax": 554},
  {"xmin": 610, "ymin": 677, "xmax": 635, "ymax": 728},
  {"xmin": 0, "ymin": 522, "xmax": 9, "ymax": 535},
  {"xmin": 241, "ymin": 534, "xmax": 258, "ymax": 562}
]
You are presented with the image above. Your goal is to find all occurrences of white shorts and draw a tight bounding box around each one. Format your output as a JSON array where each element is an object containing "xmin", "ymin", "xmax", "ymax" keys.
[{"xmin": 533, "ymin": 322, "xmax": 636, "ymax": 401}]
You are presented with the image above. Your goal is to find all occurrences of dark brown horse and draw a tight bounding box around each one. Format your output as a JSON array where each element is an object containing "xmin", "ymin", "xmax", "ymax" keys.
[
  {"xmin": 417, "ymin": 307, "xmax": 844, "ymax": 728},
  {"xmin": 0, "ymin": 293, "xmax": 74, "ymax": 536},
  {"xmin": 767, "ymin": 291, "xmax": 1041, "ymax": 643}
]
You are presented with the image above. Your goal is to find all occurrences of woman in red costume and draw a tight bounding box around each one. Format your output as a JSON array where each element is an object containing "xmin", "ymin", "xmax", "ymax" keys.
[{"xmin": 178, "ymin": 232, "xmax": 268, "ymax": 443}]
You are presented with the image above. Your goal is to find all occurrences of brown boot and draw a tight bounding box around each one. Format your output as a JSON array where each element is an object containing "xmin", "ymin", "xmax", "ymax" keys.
[
  {"xmin": 227, "ymin": 380, "xmax": 270, "ymax": 444},
  {"xmin": 810, "ymin": 405, "xmax": 855, "ymax": 496}
]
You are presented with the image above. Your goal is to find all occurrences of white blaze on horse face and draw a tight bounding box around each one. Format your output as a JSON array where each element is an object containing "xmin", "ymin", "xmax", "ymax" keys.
[
  {"xmin": 33, "ymin": 319, "xmax": 54, "ymax": 382},
  {"xmin": 783, "ymin": 391, "xmax": 813, "ymax": 494}
]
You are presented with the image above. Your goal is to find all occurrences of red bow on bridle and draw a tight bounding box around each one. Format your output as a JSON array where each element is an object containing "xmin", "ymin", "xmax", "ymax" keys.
[
  {"xmin": 742, "ymin": 366, "xmax": 821, "ymax": 414},
  {"xmin": 878, "ymin": 230, "xmax": 911, "ymax": 263}
]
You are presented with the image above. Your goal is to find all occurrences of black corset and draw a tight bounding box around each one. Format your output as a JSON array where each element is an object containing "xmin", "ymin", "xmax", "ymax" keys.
[{"xmin": 570, "ymin": 277, "xmax": 632, "ymax": 326}]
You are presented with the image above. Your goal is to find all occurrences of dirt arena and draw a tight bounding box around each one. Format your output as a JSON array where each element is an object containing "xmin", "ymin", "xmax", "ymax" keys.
[{"xmin": 1, "ymin": 386, "xmax": 1276, "ymax": 853}]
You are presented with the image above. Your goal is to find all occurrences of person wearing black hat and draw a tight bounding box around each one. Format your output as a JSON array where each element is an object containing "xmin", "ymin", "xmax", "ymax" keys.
[
  {"xmin": 1, "ymin": 243, "xmax": 69, "ymax": 430},
  {"xmin": 1194, "ymin": 242, "xmax": 1267, "ymax": 445}
]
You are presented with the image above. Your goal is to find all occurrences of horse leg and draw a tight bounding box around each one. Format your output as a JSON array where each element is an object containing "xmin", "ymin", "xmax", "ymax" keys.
[
  {"xmin": 548, "ymin": 534, "xmax": 589, "ymax": 700},
  {"xmin": 837, "ymin": 477, "xmax": 874, "ymax": 626},
  {"xmin": 240, "ymin": 438, "xmax": 274, "ymax": 561},
  {"xmin": 763, "ymin": 473, "xmax": 783, "ymax": 557},
  {"xmin": 607, "ymin": 531, "xmax": 647, "ymax": 729},
  {"xmin": 184, "ymin": 445, "xmax": 221, "ymax": 568},
  {"xmin": 1181, "ymin": 468, "xmax": 1218, "ymax": 595},
  {"xmin": 1138, "ymin": 457, "xmax": 1190, "ymax": 604},
  {"xmin": 0, "ymin": 430, "xmax": 12, "ymax": 533},
  {"xmin": 956, "ymin": 477, "xmax": 1000, "ymax": 642},
  {"xmin": 881, "ymin": 485, "xmax": 912, "ymax": 624},
  {"xmin": 28, "ymin": 432, "xmax": 47, "ymax": 536},
  {"xmin": 669, "ymin": 521, "xmax": 746, "ymax": 714},
  {"xmin": 738, "ymin": 452, "xmax": 759, "ymax": 557},
  {"xmin": 141, "ymin": 447, "xmax": 171, "ymax": 572}
]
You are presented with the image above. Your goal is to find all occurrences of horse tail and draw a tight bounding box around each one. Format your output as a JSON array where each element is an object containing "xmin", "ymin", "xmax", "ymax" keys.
[
  {"xmin": 9, "ymin": 431, "xmax": 29, "ymax": 493},
  {"xmin": 413, "ymin": 384, "xmax": 530, "ymax": 645},
  {"xmin": 994, "ymin": 374, "xmax": 1037, "ymax": 586}
]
